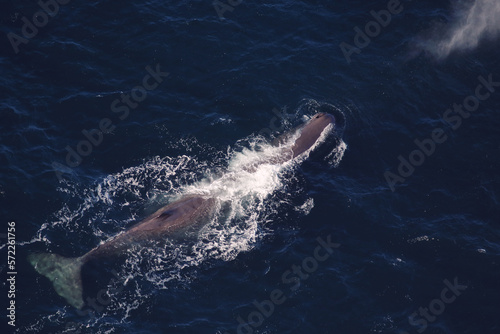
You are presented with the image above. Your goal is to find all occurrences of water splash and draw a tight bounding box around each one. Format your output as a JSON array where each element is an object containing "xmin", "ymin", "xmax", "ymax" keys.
[
  {"xmin": 21, "ymin": 102, "xmax": 347, "ymax": 332},
  {"xmin": 325, "ymin": 142, "xmax": 345, "ymax": 168},
  {"xmin": 415, "ymin": 0, "xmax": 500, "ymax": 59}
]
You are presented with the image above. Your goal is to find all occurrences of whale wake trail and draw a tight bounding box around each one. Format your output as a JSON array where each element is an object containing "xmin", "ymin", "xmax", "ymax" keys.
[
  {"xmin": 415, "ymin": 0, "xmax": 500, "ymax": 59},
  {"xmin": 21, "ymin": 105, "xmax": 346, "ymax": 333}
]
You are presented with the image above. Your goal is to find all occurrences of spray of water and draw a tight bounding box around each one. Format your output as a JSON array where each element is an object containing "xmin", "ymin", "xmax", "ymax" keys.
[{"xmin": 415, "ymin": 0, "xmax": 500, "ymax": 59}]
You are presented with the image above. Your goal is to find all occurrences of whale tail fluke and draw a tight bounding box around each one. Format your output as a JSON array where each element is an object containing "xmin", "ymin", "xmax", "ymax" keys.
[{"xmin": 28, "ymin": 253, "xmax": 85, "ymax": 309}]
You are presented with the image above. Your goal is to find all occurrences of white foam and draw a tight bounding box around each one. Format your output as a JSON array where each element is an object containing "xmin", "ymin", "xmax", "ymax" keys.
[
  {"xmin": 327, "ymin": 138, "xmax": 347, "ymax": 167},
  {"xmin": 22, "ymin": 106, "xmax": 347, "ymax": 331},
  {"xmin": 294, "ymin": 197, "xmax": 315, "ymax": 215}
]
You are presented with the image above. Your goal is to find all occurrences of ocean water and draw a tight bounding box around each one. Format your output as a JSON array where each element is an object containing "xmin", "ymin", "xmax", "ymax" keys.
[{"xmin": 1, "ymin": 0, "xmax": 499, "ymax": 333}]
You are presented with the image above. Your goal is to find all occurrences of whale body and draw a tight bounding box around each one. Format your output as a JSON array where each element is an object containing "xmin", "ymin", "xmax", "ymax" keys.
[{"xmin": 28, "ymin": 112, "xmax": 337, "ymax": 309}]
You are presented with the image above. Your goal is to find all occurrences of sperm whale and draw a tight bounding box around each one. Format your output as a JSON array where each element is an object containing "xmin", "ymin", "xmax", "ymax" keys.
[{"xmin": 28, "ymin": 112, "xmax": 337, "ymax": 309}]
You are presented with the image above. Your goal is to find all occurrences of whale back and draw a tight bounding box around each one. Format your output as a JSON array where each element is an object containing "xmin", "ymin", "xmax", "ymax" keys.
[
  {"xmin": 291, "ymin": 113, "xmax": 335, "ymax": 158},
  {"xmin": 128, "ymin": 196, "xmax": 216, "ymax": 236}
]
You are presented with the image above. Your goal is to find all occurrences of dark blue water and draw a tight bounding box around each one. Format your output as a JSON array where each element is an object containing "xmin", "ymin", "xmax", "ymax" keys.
[{"xmin": 1, "ymin": 0, "xmax": 499, "ymax": 333}]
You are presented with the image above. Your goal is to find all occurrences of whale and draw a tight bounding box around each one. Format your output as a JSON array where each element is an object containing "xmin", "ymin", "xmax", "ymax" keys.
[{"xmin": 28, "ymin": 112, "xmax": 337, "ymax": 309}]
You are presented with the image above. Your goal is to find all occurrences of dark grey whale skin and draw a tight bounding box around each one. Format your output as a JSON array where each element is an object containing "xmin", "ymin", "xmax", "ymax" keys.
[
  {"xmin": 290, "ymin": 112, "xmax": 336, "ymax": 157},
  {"xmin": 28, "ymin": 112, "xmax": 336, "ymax": 309},
  {"xmin": 83, "ymin": 195, "xmax": 217, "ymax": 260}
]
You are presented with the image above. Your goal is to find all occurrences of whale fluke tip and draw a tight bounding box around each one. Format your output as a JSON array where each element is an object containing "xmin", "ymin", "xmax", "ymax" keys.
[{"xmin": 28, "ymin": 253, "xmax": 85, "ymax": 309}]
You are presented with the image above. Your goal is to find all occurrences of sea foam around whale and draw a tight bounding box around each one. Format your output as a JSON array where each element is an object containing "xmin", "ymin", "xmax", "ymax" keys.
[{"xmin": 20, "ymin": 104, "xmax": 346, "ymax": 332}]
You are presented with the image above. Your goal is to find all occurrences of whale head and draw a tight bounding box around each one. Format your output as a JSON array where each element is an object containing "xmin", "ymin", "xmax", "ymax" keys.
[{"xmin": 291, "ymin": 113, "xmax": 336, "ymax": 158}]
